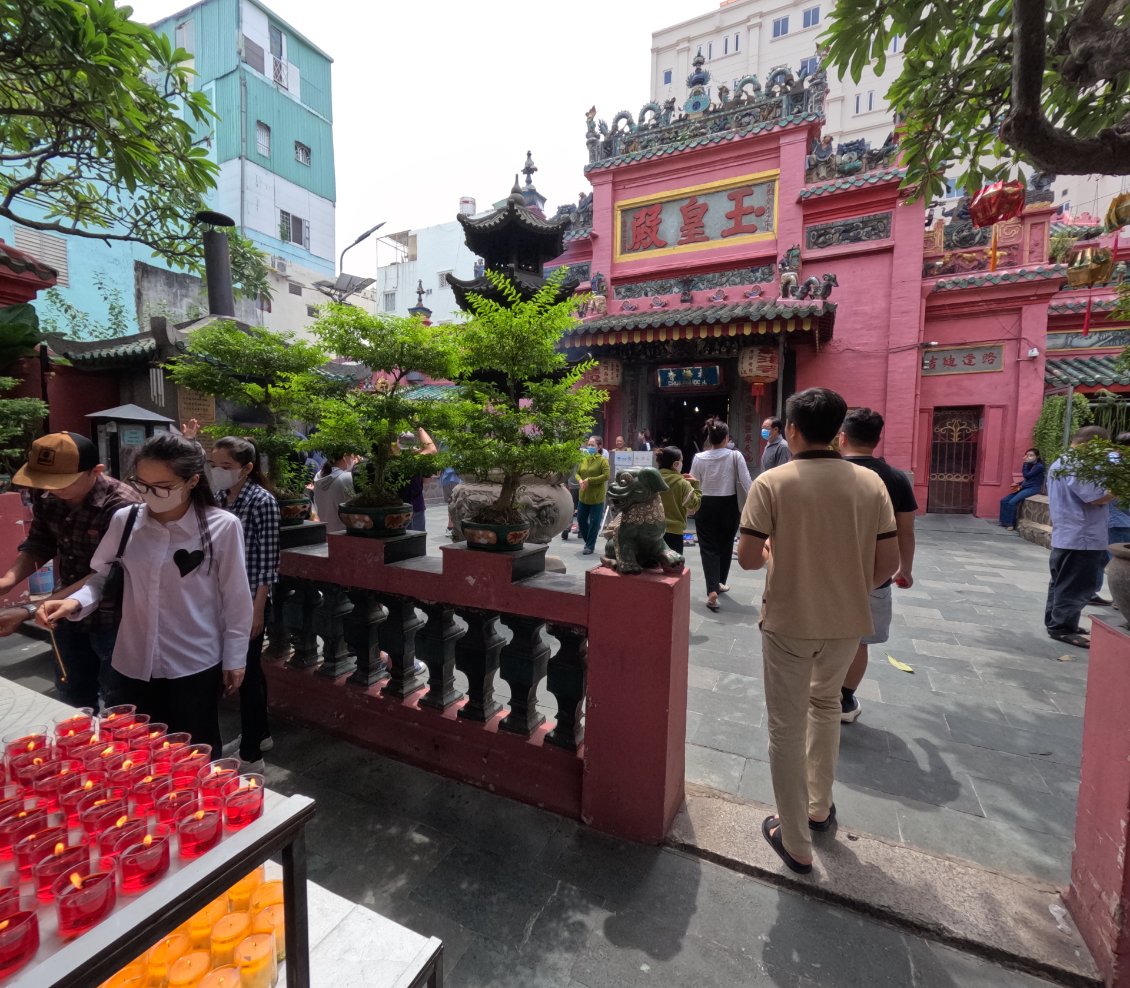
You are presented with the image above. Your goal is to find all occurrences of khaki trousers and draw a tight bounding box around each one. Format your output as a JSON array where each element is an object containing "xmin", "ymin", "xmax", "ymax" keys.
[{"xmin": 762, "ymin": 630, "xmax": 859, "ymax": 860}]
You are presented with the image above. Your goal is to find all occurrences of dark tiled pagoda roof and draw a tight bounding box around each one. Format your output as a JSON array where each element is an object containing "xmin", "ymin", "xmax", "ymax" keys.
[
  {"xmin": 798, "ymin": 168, "xmax": 906, "ymax": 200},
  {"xmin": 456, "ymin": 186, "xmax": 571, "ymax": 264},
  {"xmin": 53, "ymin": 334, "xmax": 158, "ymax": 367},
  {"xmin": 0, "ymin": 240, "xmax": 57, "ymax": 282},
  {"xmin": 1045, "ymin": 354, "xmax": 1130, "ymax": 389},
  {"xmin": 1047, "ymin": 298, "xmax": 1119, "ymax": 316},
  {"xmin": 447, "ymin": 266, "xmax": 579, "ymax": 312},
  {"xmin": 931, "ymin": 264, "xmax": 1066, "ymax": 292}
]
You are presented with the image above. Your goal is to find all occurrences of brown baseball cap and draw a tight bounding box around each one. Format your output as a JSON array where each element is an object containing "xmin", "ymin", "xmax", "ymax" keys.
[{"xmin": 13, "ymin": 432, "xmax": 99, "ymax": 490}]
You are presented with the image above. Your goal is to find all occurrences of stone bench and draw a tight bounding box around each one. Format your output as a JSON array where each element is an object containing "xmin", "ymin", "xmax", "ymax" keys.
[{"xmin": 1018, "ymin": 494, "xmax": 1051, "ymax": 549}]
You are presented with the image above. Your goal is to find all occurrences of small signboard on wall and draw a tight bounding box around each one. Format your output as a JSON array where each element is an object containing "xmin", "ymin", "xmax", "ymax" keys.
[
  {"xmin": 922, "ymin": 345, "xmax": 1004, "ymax": 375},
  {"xmin": 656, "ymin": 365, "xmax": 723, "ymax": 390}
]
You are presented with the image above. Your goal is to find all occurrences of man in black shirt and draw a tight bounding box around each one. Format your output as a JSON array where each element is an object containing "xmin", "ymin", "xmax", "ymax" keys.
[{"xmin": 837, "ymin": 409, "xmax": 918, "ymax": 723}]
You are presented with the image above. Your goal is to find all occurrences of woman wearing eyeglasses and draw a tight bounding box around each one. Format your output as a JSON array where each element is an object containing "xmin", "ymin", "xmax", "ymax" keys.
[{"xmin": 37, "ymin": 433, "xmax": 252, "ymax": 756}]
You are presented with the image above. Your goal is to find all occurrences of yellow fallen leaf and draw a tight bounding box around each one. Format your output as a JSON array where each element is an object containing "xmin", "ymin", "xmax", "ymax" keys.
[{"xmin": 887, "ymin": 654, "xmax": 915, "ymax": 674}]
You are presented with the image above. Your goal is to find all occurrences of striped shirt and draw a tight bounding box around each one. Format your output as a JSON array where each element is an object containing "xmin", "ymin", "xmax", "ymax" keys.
[{"xmin": 217, "ymin": 482, "xmax": 280, "ymax": 592}]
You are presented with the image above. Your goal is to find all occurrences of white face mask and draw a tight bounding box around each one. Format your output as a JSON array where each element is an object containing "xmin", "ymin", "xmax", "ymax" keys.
[
  {"xmin": 141, "ymin": 485, "xmax": 189, "ymax": 512},
  {"xmin": 206, "ymin": 465, "xmax": 242, "ymax": 491}
]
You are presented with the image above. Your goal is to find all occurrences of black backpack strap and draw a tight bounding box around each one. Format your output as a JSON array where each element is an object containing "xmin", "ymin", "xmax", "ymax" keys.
[{"xmin": 114, "ymin": 504, "xmax": 140, "ymax": 560}]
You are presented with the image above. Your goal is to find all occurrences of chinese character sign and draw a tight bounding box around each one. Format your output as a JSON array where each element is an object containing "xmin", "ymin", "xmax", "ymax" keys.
[
  {"xmin": 656, "ymin": 365, "xmax": 722, "ymax": 389},
  {"xmin": 921, "ymin": 345, "xmax": 1005, "ymax": 376},
  {"xmin": 619, "ymin": 177, "xmax": 777, "ymax": 258}
]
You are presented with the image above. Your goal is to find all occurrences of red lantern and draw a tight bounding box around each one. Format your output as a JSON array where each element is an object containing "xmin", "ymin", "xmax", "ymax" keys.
[{"xmin": 969, "ymin": 180, "xmax": 1026, "ymax": 228}]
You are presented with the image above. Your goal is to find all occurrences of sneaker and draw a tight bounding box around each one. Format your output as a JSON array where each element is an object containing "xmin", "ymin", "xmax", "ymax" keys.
[
  {"xmin": 840, "ymin": 694, "xmax": 862, "ymax": 723},
  {"xmin": 222, "ymin": 736, "xmax": 242, "ymax": 758},
  {"xmin": 259, "ymin": 736, "xmax": 274, "ymax": 752},
  {"xmin": 240, "ymin": 758, "xmax": 265, "ymax": 774}
]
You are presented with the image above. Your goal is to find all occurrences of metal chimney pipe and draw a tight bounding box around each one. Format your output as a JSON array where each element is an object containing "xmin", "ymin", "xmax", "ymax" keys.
[{"xmin": 194, "ymin": 210, "xmax": 238, "ymax": 317}]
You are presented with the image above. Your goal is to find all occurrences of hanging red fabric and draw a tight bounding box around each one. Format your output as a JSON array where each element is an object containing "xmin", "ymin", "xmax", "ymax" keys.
[
  {"xmin": 969, "ymin": 180, "xmax": 1026, "ymax": 228},
  {"xmin": 1081, "ymin": 293, "xmax": 1093, "ymax": 336}
]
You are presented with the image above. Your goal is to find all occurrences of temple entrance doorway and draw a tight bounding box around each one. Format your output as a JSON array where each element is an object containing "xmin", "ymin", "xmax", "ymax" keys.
[{"xmin": 652, "ymin": 392, "xmax": 731, "ymax": 468}]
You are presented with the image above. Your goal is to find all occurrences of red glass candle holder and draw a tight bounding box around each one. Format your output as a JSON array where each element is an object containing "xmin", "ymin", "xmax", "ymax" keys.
[
  {"xmin": 97, "ymin": 705, "xmax": 137, "ymax": 733},
  {"xmin": 116, "ymin": 830, "xmax": 171, "ymax": 893},
  {"xmin": 176, "ymin": 807, "xmax": 222, "ymax": 859},
  {"xmin": 81, "ymin": 740, "xmax": 128, "ymax": 772},
  {"xmin": 169, "ymin": 745, "xmax": 212, "ymax": 787},
  {"xmin": 13, "ymin": 825, "xmax": 67, "ymax": 877},
  {"xmin": 78, "ymin": 795, "xmax": 129, "ymax": 837},
  {"xmin": 198, "ymin": 759, "xmax": 241, "ymax": 811},
  {"xmin": 32, "ymin": 843, "xmax": 88, "ymax": 902},
  {"xmin": 54, "ymin": 728, "xmax": 97, "ymax": 761},
  {"xmin": 3, "ymin": 727, "xmax": 50, "ymax": 765},
  {"xmin": 60, "ymin": 776, "xmax": 103, "ymax": 826},
  {"xmin": 0, "ymin": 909, "xmax": 39, "ymax": 977},
  {"xmin": 150, "ymin": 733, "xmax": 192, "ymax": 774},
  {"xmin": 104, "ymin": 714, "xmax": 150, "ymax": 744},
  {"xmin": 106, "ymin": 762, "xmax": 151, "ymax": 796},
  {"xmin": 0, "ymin": 885, "xmax": 19, "ymax": 914},
  {"xmin": 9, "ymin": 751, "xmax": 56, "ymax": 788},
  {"xmin": 155, "ymin": 787, "xmax": 199, "ymax": 825},
  {"xmin": 31, "ymin": 759, "xmax": 84, "ymax": 811},
  {"xmin": 138, "ymin": 722, "xmax": 168, "ymax": 747},
  {"xmin": 222, "ymin": 775, "xmax": 264, "ymax": 831},
  {"xmin": 53, "ymin": 865, "xmax": 115, "ymax": 938},
  {"xmin": 130, "ymin": 773, "xmax": 172, "ymax": 817},
  {"xmin": 0, "ymin": 809, "xmax": 48, "ymax": 860},
  {"xmin": 96, "ymin": 817, "xmax": 147, "ymax": 868},
  {"xmin": 54, "ymin": 709, "xmax": 95, "ymax": 737}
]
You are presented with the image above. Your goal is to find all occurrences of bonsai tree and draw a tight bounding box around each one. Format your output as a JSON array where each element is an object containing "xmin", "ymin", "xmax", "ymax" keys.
[
  {"xmin": 443, "ymin": 270, "xmax": 605, "ymax": 524},
  {"xmin": 302, "ymin": 305, "xmax": 458, "ymax": 507},
  {"xmin": 165, "ymin": 321, "xmax": 331, "ymax": 497},
  {"xmin": 1056, "ymin": 436, "xmax": 1130, "ymax": 502}
]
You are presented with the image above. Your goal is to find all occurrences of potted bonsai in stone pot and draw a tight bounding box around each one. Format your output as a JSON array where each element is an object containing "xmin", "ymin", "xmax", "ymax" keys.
[
  {"xmin": 442, "ymin": 271, "xmax": 604, "ymax": 552},
  {"xmin": 1056, "ymin": 435, "xmax": 1130, "ymax": 622},
  {"xmin": 304, "ymin": 304, "xmax": 457, "ymax": 538},
  {"xmin": 167, "ymin": 322, "xmax": 330, "ymax": 521}
]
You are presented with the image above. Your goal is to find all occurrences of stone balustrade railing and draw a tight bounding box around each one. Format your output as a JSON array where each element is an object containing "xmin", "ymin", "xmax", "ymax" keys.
[{"xmin": 264, "ymin": 533, "xmax": 690, "ymax": 843}]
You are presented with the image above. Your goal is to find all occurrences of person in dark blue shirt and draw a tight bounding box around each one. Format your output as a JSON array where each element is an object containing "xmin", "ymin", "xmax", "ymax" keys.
[{"xmin": 999, "ymin": 448, "xmax": 1045, "ymax": 529}]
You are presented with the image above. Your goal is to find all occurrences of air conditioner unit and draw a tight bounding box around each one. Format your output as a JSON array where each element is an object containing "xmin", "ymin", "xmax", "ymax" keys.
[{"xmin": 270, "ymin": 256, "xmax": 288, "ymax": 275}]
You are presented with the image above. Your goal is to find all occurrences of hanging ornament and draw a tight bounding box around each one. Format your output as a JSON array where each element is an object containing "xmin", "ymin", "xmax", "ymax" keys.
[
  {"xmin": 969, "ymin": 180, "xmax": 1026, "ymax": 228},
  {"xmin": 1104, "ymin": 193, "xmax": 1130, "ymax": 233}
]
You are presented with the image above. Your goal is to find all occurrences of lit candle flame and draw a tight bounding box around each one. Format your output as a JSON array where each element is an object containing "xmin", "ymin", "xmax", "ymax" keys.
[
  {"xmin": 54, "ymin": 842, "xmax": 65, "ymax": 856},
  {"xmin": 194, "ymin": 810, "xmax": 205, "ymax": 821},
  {"xmin": 248, "ymin": 778, "xmax": 260, "ymax": 790},
  {"xmin": 100, "ymin": 745, "xmax": 113, "ymax": 757},
  {"xmin": 93, "ymin": 798, "xmax": 108, "ymax": 808},
  {"xmin": 69, "ymin": 872, "xmax": 83, "ymax": 890},
  {"xmin": 143, "ymin": 834, "xmax": 153, "ymax": 847},
  {"xmin": 25, "ymin": 740, "xmax": 34, "ymax": 752},
  {"xmin": 122, "ymin": 759, "xmax": 133, "ymax": 770},
  {"xmin": 0, "ymin": 920, "xmax": 8, "ymax": 932},
  {"xmin": 63, "ymin": 729, "xmax": 75, "ymax": 738},
  {"xmin": 142, "ymin": 775, "xmax": 154, "ymax": 785},
  {"xmin": 114, "ymin": 815, "xmax": 128, "ymax": 828},
  {"xmin": 83, "ymin": 780, "xmax": 95, "ymax": 791}
]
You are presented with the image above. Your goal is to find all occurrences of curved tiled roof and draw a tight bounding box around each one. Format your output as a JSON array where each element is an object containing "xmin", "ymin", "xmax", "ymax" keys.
[
  {"xmin": 1046, "ymin": 354, "xmax": 1130, "ymax": 388},
  {"xmin": 58, "ymin": 336, "xmax": 157, "ymax": 366},
  {"xmin": 931, "ymin": 264, "xmax": 1066, "ymax": 293},
  {"xmin": 1048, "ymin": 298, "xmax": 1119, "ymax": 316},
  {"xmin": 584, "ymin": 113, "xmax": 823, "ymax": 173},
  {"xmin": 0, "ymin": 240, "xmax": 57, "ymax": 282},
  {"xmin": 797, "ymin": 169, "xmax": 906, "ymax": 200},
  {"xmin": 577, "ymin": 299, "xmax": 832, "ymax": 333}
]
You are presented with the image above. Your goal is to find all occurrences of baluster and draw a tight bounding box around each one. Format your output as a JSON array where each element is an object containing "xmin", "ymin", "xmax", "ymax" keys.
[
  {"xmin": 454, "ymin": 609, "xmax": 504, "ymax": 723},
  {"xmin": 263, "ymin": 577, "xmax": 295, "ymax": 662},
  {"xmin": 316, "ymin": 584, "xmax": 355, "ymax": 679},
  {"xmin": 545, "ymin": 625, "xmax": 588, "ymax": 751},
  {"xmin": 345, "ymin": 590, "xmax": 389, "ymax": 688},
  {"xmin": 499, "ymin": 615, "xmax": 550, "ymax": 736},
  {"xmin": 377, "ymin": 596, "xmax": 425, "ymax": 698},
  {"xmin": 417, "ymin": 605, "xmax": 467, "ymax": 711},
  {"xmin": 287, "ymin": 581, "xmax": 322, "ymax": 670}
]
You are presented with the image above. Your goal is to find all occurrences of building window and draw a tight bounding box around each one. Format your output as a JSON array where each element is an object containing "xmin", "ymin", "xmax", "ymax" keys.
[
  {"xmin": 12, "ymin": 227, "xmax": 68, "ymax": 286},
  {"xmin": 255, "ymin": 121, "xmax": 270, "ymax": 157},
  {"xmin": 802, "ymin": 6, "xmax": 820, "ymax": 28},
  {"xmin": 258, "ymin": 293, "xmax": 271, "ymax": 313},
  {"xmin": 854, "ymin": 93, "xmax": 861, "ymax": 114},
  {"xmin": 278, "ymin": 209, "xmax": 310, "ymax": 249},
  {"xmin": 288, "ymin": 282, "xmax": 302, "ymax": 296},
  {"xmin": 854, "ymin": 91, "xmax": 876, "ymax": 114},
  {"xmin": 268, "ymin": 25, "xmax": 288, "ymax": 89},
  {"xmin": 772, "ymin": 16, "xmax": 789, "ymax": 38},
  {"xmin": 437, "ymin": 270, "xmax": 452, "ymax": 289},
  {"xmin": 723, "ymin": 36, "xmax": 729, "ymax": 55},
  {"xmin": 890, "ymin": 34, "xmax": 901, "ymax": 53},
  {"xmin": 734, "ymin": 32, "xmax": 740, "ymax": 52},
  {"xmin": 306, "ymin": 305, "xmax": 318, "ymax": 318},
  {"xmin": 174, "ymin": 19, "xmax": 194, "ymax": 54},
  {"xmin": 868, "ymin": 90, "xmax": 875, "ymax": 111},
  {"xmin": 383, "ymin": 292, "xmax": 396, "ymax": 312},
  {"xmin": 294, "ymin": 141, "xmax": 311, "ymax": 166},
  {"xmin": 663, "ymin": 69, "xmax": 672, "ymax": 85},
  {"xmin": 241, "ymin": 36, "xmax": 265, "ymax": 73},
  {"xmin": 707, "ymin": 41, "xmax": 713, "ymax": 59},
  {"xmin": 800, "ymin": 56, "xmax": 820, "ymax": 77}
]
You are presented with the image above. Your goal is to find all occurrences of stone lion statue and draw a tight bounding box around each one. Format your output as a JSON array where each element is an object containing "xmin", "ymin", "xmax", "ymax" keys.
[{"xmin": 601, "ymin": 467, "xmax": 685, "ymax": 575}]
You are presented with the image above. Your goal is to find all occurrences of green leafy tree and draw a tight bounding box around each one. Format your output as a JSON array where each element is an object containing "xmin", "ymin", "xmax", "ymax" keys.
[
  {"xmin": 821, "ymin": 0, "xmax": 1130, "ymax": 201},
  {"xmin": 442, "ymin": 270, "xmax": 605, "ymax": 523},
  {"xmin": 301, "ymin": 306, "xmax": 459, "ymax": 506},
  {"xmin": 0, "ymin": 0, "xmax": 218, "ymax": 264},
  {"xmin": 1057, "ymin": 437, "xmax": 1130, "ymax": 500},
  {"xmin": 39, "ymin": 272, "xmax": 134, "ymax": 341},
  {"xmin": 165, "ymin": 322, "xmax": 330, "ymax": 495},
  {"xmin": 1033, "ymin": 391, "xmax": 1093, "ymax": 465},
  {"xmin": 0, "ymin": 304, "xmax": 44, "ymax": 369},
  {"xmin": 0, "ymin": 377, "xmax": 47, "ymax": 484}
]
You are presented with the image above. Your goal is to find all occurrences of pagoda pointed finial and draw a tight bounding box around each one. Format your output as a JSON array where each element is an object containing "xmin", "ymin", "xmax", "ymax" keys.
[
  {"xmin": 523, "ymin": 151, "xmax": 538, "ymax": 188},
  {"xmin": 509, "ymin": 175, "xmax": 525, "ymax": 205},
  {"xmin": 415, "ymin": 279, "xmax": 425, "ymax": 307}
]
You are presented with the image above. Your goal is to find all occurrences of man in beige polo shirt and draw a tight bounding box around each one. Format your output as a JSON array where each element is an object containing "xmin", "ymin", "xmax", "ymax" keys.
[{"xmin": 738, "ymin": 388, "xmax": 898, "ymax": 874}]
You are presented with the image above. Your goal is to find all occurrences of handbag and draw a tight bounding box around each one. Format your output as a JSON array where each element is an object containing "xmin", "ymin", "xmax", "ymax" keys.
[
  {"xmin": 99, "ymin": 504, "xmax": 140, "ymax": 615},
  {"xmin": 732, "ymin": 450, "xmax": 750, "ymax": 503}
]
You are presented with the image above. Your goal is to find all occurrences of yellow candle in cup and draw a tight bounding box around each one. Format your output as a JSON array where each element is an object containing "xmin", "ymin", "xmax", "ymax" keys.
[
  {"xmin": 97, "ymin": 961, "xmax": 145, "ymax": 988},
  {"xmin": 187, "ymin": 898, "xmax": 228, "ymax": 949},
  {"xmin": 247, "ymin": 880, "xmax": 283, "ymax": 914},
  {"xmin": 198, "ymin": 966, "xmax": 241, "ymax": 988},
  {"xmin": 210, "ymin": 911, "xmax": 250, "ymax": 967},
  {"xmin": 146, "ymin": 930, "xmax": 191, "ymax": 984},
  {"xmin": 234, "ymin": 933, "xmax": 277, "ymax": 988},
  {"xmin": 251, "ymin": 903, "xmax": 285, "ymax": 961},
  {"xmin": 166, "ymin": 950, "xmax": 211, "ymax": 988},
  {"xmin": 226, "ymin": 865, "xmax": 264, "ymax": 912}
]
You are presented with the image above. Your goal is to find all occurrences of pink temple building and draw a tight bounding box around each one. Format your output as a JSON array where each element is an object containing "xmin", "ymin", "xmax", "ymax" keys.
[{"xmin": 549, "ymin": 53, "xmax": 1128, "ymax": 517}]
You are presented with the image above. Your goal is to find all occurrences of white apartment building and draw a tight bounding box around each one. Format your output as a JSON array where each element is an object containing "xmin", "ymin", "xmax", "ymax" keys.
[{"xmin": 651, "ymin": 0, "xmax": 1125, "ymax": 220}]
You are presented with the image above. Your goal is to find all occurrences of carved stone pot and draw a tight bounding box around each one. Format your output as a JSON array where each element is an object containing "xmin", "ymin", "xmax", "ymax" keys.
[
  {"xmin": 449, "ymin": 475, "xmax": 574, "ymax": 545},
  {"xmin": 1106, "ymin": 544, "xmax": 1130, "ymax": 628}
]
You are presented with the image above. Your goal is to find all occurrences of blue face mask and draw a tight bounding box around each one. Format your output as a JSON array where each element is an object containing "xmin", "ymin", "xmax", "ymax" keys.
[
  {"xmin": 761, "ymin": 428, "xmax": 772, "ymax": 441},
  {"xmin": 584, "ymin": 447, "xmax": 596, "ymax": 455}
]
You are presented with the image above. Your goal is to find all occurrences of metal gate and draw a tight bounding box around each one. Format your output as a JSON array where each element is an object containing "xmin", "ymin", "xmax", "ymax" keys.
[{"xmin": 928, "ymin": 407, "xmax": 981, "ymax": 514}]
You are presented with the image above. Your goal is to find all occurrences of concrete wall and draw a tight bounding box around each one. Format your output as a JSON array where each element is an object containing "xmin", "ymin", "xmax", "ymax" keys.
[{"xmin": 373, "ymin": 220, "xmax": 479, "ymax": 323}]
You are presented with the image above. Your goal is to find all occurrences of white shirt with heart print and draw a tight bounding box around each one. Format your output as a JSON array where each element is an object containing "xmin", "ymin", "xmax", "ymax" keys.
[{"xmin": 69, "ymin": 504, "xmax": 253, "ymax": 680}]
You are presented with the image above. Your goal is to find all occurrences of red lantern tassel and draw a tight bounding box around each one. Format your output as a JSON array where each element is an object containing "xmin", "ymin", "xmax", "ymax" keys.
[{"xmin": 1082, "ymin": 293, "xmax": 1093, "ymax": 336}]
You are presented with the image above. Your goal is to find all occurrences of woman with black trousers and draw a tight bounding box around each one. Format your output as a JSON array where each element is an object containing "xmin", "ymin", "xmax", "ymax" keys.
[{"xmin": 689, "ymin": 421, "xmax": 752, "ymax": 612}]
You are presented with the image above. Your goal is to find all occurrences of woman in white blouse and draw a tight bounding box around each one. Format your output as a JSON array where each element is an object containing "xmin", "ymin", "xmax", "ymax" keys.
[
  {"xmin": 38, "ymin": 433, "xmax": 253, "ymax": 756},
  {"xmin": 689, "ymin": 420, "xmax": 752, "ymax": 612}
]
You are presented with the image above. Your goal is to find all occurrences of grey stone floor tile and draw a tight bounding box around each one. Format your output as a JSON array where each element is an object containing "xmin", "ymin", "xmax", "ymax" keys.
[
  {"xmin": 926, "ymin": 672, "xmax": 1058, "ymax": 712},
  {"xmin": 973, "ymin": 662, "xmax": 1088, "ymax": 694},
  {"xmin": 684, "ymin": 708, "xmax": 703, "ymax": 740},
  {"xmin": 1046, "ymin": 691, "xmax": 1088, "ymax": 717},
  {"xmin": 687, "ymin": 632, "xmax": 736, "ymax": 655},
  {"xmin": 686, "ymin": 663, "xmax": 724, "ymax": 692},
  {"xmin": 690, "ymin": 645, "xmax": 761, "ymax": 676},
  {"xmin": 999, "ymin": 706, "xmax": 1084, "ymax": 742},
  {"xmin": 685, "ymin": 686, "xmax": 763, "ymax": 727},
  {"xmin": 711, "ymin": 670, "xmax": 764, "ymax": 699},
  {"xmin": 885, "ymin": 736, "xmax": 1050, "ymax": 793},
  {"xmin": 908, "ymin": 938, "xmax": 1063, "ymax": 987},
  {"xmin": 1036, "ymin": 760, "xmax": 1082, "ymax": 802},
  {"xmin": 684, "ymin": 742, "xmax": 747, "ymax": 793},
  {"xmin": 836, "ymin": 751, "xmax": 983, "ymax": 815},
  {"xmin": 692, "ymin": 711, "xmax": 766, "ymax": 758},
  {"xmin": 969, "ymin": 776, "xmax": 1078, "ymax": 839},
  {"xmin": 943, "ymin": 712, "xmax": 1081, "ymax": 767},
  {"xmin": 736, "ymin": 754, "xmax": 774, "ymax": 803}
]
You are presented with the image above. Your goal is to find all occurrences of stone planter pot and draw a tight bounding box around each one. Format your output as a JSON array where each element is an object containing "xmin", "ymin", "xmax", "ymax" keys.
[
  {"xmin": 462, "ymin": 520, "xmax": 531, "ymax": 552},
  {"xmin": 277, "ymin": 495, "xmax": 312, "ymax": 527},
  {"xmin": 1107, "ymin": 543, "xmax": 1130, "ymax": 626},
  {"xmin": 449, "ymin": 475, "xmax": 573, "ymax": 545},
  {"xmin": 338, "ymin": 501, "xmax": 413, "ymax": 538}
]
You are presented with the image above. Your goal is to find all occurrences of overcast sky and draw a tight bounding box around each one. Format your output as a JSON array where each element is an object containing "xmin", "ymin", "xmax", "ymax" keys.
[{"xmin": 125, "ymin": 0, "xmax": 708, "ymax": 276}]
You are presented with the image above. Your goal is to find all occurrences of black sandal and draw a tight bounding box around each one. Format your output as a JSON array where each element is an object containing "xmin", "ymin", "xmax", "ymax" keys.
[
  {"xmin": 762, "ymin": 816, "xmax": 812, "ymax": 874},
  {"xmin": 809, "ymin": 804, "xmax": 836, "ymax": 832},
  {"xmin": 706, "ymin": 598, "xmax": 720, "ymax": 612},
  {"xmin": 1049, "ymin": 631, "xmax": 1090, "ymax": 649}
]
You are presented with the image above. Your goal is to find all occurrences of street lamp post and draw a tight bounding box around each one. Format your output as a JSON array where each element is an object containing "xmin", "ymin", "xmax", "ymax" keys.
[{"xmin": 339, "ymin": 222, "xmax": 385, "ymax": 276}]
